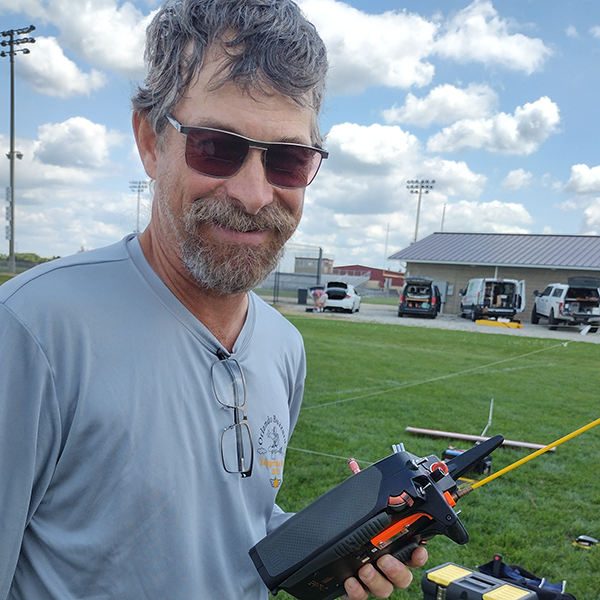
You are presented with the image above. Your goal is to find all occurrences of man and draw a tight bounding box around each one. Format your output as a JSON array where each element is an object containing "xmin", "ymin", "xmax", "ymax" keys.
[{"xmin": 0, "ymin": 1, "xmax": 426, "ymax": 599}]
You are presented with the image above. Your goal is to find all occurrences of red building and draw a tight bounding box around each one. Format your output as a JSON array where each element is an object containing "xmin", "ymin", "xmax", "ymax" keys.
[{"xmin": 333, "ymin": 264, "xmax": 404, "ymax": 291}]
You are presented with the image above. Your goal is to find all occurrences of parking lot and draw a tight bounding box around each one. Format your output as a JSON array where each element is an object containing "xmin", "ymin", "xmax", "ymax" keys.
[{"xmin": 274, "ymin": 298, "xmax": 600, "ymax": 344}]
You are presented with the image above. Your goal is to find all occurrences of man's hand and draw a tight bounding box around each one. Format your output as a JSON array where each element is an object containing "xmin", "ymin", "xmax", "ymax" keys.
[{"xmin": 342, "ymin": 546, "xmax": 428, "ymax": 600}]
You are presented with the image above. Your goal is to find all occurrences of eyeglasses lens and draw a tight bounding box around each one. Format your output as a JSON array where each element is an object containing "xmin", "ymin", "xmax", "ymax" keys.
[
  {"xmin": 212, "ymin": 359, "xmax": 245, "ymax": 409},
  {"xmin": 265, "ymin": 145, "xmax": 320, "ymax": 188},
  {"xmin": 221, "ymin": 421, "xmax": 253, "ymax": 474},
  {"xmin": 186, "ymin": 129, "xmax": 247, "ymax": 179}
]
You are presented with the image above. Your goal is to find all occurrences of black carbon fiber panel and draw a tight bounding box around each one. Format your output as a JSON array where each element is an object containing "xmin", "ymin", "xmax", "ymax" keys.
[{"xmin": 257, "ymin": 466, "xmax": 383, "ymax": 577}]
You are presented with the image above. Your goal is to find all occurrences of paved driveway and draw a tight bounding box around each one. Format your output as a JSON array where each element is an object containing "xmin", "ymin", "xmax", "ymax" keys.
[{"xmin": 274, "ymin": 299, "xmax": 600, "ymax": 344}]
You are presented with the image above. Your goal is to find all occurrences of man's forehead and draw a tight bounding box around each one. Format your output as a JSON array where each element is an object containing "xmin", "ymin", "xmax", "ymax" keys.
[{"xmin": 176, "ymin": 67, "xmax": 313, "ymax": 143}]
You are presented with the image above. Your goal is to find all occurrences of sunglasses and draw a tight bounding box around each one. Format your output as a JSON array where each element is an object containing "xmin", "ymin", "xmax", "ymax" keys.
[{"xmin": 166, "ymin": 114, "xmax": 328, "ymax": 189}]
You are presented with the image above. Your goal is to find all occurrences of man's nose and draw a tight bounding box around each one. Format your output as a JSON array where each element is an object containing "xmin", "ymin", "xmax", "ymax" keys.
[{"xmin": 223, "ymin": 148, "xmax": 274, "ymax": 215}]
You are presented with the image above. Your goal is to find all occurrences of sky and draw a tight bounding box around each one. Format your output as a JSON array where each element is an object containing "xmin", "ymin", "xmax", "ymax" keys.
[{"xmin": 1, "ymin": 0, "xmax": 600, "ymax": 271}]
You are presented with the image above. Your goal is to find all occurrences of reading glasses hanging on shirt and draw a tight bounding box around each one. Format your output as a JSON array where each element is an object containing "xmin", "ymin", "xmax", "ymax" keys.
[{"xmin": 211, "ymin": 355, "xmax": 254, "ymax": 477}]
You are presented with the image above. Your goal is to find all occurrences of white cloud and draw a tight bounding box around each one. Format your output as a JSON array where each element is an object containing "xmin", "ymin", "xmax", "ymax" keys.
[
  {"xmin": 383, "ymin": 83, "xmax": 497, "ymax": 127},
  {"xmin": 583, "ymin": 199, "xmax": 600, "ymax": 230},
  {"xmin": 13, "ymin": 189, "xmax": 144, "ymax": 256},
  {"xmin": 435, "ymin": 0, "xmax": 552, "ymax": 74},
  {"xmin": 0, "ymin": 119, "xmax": 128, "ymax": 195},
  {"xmin": 427, "ymin": 96, "xmax": 560, "ymax": 155},
  {"xmin": 0, "ymin": 136, "xmax": 95, "ymax": 192},
  {"xmin": 1, "ymin": 0, "xmax": 150, "ymax": 80},
  {"xmin": 48, "ymin": 0, "xmax": 151, "ymax": 79},
  {"xmin": 298, "ymin": 196, "xmax": 531, "ymax": 266},
  {"xmin": 0, "ymin": 0, "xmax": 45, "ymax": 16},
  {"xmin": 34, "ymin": 117, "xmax": 126, "ymax": 170},
  {"xmin": 423, "ymin": 157, "xmax": 487, "ymax": 197},
  {"xmin": 328, "ymin": 122, "xmax": 421, "ymax": 166},
  {"xmin": 299, "ymin": 0, "xmax": 553, "ymax": 96},
  {"xmin": 502, "ymin": 168, "xmax": 533, "ymax": 190},
  {"xmin": 296, "ymin": 121, "xmax": 489, "ymax": 262},
  {"xmin": 566, "ymin": 26, "xmax": 578, "ymax": 38},
  {"xmin": 17, "ymin": 37, "xmax": 107, "ymax": 97},
  {"xmin": 442, "ymin": 199, "xmax": 533, "ymax": 233},
  {"xmin": 565, "ymin": 164, "xmax": 600, "ymax": 195},
  {"xmin": 0, "ymin": 140, "xmax": 145, "ymax": 256},
  {"xmin": 311, "ymin": 122, "xmax": 425, "ymax": 214},
  {"xmin": 298, "ymin": 0, "xmax": 438, "ymax": 94},
  {"xmin": 590, "ymin": 26, "xmax": 600, "ymax": 38},
  {"xmin": 558, "ymin": 200, "xmax": 578, "ymax": 211}
]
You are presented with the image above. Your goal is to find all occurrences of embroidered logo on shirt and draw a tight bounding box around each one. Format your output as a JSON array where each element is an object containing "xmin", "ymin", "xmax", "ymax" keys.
[{"xmin": 257, "ymin": 414, "xmax": 287, "ymax": 488}]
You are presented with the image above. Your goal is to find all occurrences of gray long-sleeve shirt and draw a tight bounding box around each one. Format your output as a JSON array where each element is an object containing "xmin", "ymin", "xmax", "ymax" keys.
[{"xmin": 0, "ymin": 234, "xmax": 305, "ymax": 599}]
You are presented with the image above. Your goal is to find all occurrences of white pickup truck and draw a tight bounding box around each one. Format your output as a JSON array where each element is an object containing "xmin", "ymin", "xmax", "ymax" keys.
[{"xmin": 531, "ymin": 277, "xmax": 600, "ymax": 332}]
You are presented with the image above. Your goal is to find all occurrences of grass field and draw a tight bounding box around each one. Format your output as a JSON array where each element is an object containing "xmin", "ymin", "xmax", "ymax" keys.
[{"xmin": 274, "ymin": 316, "xmax": 600, "ymax": 599}]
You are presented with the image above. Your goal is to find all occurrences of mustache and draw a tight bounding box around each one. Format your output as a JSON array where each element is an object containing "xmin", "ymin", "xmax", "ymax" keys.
[{"xmin": 186, "ymin": 197, "xmax": 298, "ymax": 235}]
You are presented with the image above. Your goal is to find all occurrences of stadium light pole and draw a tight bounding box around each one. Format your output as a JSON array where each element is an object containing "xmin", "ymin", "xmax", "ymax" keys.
[
  {"xmin": 129, "ymin": 180, "xmax": 149, "ymax": 233},
  {"xmin": 1, "ymin": 25, "xmax": 35, "ymax": 273},
  {"xmin": 407, "ymin": 179, "xmax": 435, "ymax": 244}
]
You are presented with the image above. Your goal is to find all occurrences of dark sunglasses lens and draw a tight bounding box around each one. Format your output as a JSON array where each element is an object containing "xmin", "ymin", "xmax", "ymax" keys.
[
  {"xmin": 185, "ymin": 129, "xmax": 249, "ymax": 177},
  {"xmin": 265, "ymin": 145, "xmax": 322, "ymax": 188}
]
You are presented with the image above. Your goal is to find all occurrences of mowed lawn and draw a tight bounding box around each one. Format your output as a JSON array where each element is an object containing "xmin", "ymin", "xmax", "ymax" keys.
[{"xmin": 275, "ymin": 316, "xmax": 600, "ymax": 599}]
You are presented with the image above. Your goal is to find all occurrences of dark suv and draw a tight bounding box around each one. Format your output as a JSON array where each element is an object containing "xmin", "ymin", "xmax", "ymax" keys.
[{"xmin": 398, "ymin": 277, "xmax": 441, "ymax": 318}]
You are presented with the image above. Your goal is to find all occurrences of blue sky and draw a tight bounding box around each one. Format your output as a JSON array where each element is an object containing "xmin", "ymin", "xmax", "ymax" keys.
[{"xmin": 1, "ymin": 0, "xmax": 600, "ymax": 270}]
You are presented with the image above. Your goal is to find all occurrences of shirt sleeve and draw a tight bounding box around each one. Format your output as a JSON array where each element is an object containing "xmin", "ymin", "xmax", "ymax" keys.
[
  {"xmin": 0, "ymin": 305, "xmax": 61, "ymax": 599},
  {"xmin": 287, "ymin": 339, "xmax": 306, "ymax": 436}
]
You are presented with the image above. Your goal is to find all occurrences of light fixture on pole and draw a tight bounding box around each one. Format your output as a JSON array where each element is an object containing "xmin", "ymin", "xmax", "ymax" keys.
[
  {"xmin": 406, "ymin": 179, "xmax": 435, "ymax": 244},
  {"xmin": 1, "ymin": 24, "xmax": 35, "ymax": 274},
  {"xmin": 129, "ymin": 180, "xmax": 149, "ymax": 233}
]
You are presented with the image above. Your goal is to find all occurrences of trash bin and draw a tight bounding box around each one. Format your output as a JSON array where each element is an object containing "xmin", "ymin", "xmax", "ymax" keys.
[{"xmin": 297, "ymin": 288, "xmax": 308, "ymax": 305}]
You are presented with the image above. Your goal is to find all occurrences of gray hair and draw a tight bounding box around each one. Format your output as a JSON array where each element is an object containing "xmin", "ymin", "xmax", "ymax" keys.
[{"xmin": 132, "ymin": 0, "xmax": 328, "ymax": 146}]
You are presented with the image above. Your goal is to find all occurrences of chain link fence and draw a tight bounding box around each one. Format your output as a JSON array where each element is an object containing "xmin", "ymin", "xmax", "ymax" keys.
[
  {"xmin": 256, "ymin": 242, "xmax": 324, "ymax": 304},
  {"xmin": 256, "ymin": 241, "xmax": 392, "ymax": 305}
]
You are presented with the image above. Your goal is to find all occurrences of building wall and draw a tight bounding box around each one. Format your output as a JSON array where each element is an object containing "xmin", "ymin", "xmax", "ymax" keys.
[
  {"xmin": 335, "ymin": 265, "xmax": 404, "ymax": 290},
  {"xmin": 294, "ymin": 257, "xmax": 334, "ymax": 274},
  {"xmin": 405, "ymin": 263, "xmax": 600, "ymax": 316}
]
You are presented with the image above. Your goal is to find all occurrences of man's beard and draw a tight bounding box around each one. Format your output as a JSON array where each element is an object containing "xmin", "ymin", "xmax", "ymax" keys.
[{"xmin": 178, "ymin": 197, "xmax": 299, "ymax": 294}]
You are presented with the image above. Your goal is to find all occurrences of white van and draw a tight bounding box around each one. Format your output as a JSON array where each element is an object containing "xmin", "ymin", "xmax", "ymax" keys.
[{"xmin": 459, "ymin": 278, "xmax": 525, "ymax": 321}]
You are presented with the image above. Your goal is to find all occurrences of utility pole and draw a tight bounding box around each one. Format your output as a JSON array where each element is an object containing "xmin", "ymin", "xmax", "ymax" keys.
[
  {"xmin": 316, "ymin": 246, "xmax": 323, "ymax": 286},
  {"xmin": 129, "ymin": 180, "xmax": 149, "ymax": 233},
  {"xmin": 407, "ymin": 179, "xmax": 435, "ymax": 244},
  {"xmin": 383, "ymin": 222, "xmax": 390, "ymax": 269},
  {"xmin": 1, "ymin": 25, "xmax": 35, "ymax": 273}
]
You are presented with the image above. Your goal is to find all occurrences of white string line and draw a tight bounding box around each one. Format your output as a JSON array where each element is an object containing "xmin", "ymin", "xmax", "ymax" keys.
[
  {"xmin": 290, "ymin": 342, "xmax": 568, "ymax": 465},
  {"xmin": 287, "ymin": 446, "xmax": 374, "ymax": 466},
  {"xmin": 301, "ymin": 341, "xmax": 569, "ymax": 411}
]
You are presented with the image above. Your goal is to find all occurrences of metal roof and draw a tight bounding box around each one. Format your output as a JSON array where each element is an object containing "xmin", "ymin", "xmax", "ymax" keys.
[{"xmin": 388, "ymin": 232, "xmax": 600, "ymax": 270}]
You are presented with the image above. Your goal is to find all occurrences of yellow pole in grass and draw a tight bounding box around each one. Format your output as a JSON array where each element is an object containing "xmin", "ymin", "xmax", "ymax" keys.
[{"xmin": 471, "ymin": 417, "xmax": 600, "ymax": 491}]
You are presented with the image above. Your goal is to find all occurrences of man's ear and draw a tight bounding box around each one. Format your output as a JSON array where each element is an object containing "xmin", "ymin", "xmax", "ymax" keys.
[{"xmin": 132, "ymin": 111, "xmax": 158, "ymax": 179}]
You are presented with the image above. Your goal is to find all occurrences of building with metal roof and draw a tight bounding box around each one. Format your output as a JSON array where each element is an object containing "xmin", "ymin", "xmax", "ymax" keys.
[{"xmin": 389, "ymin": 232, "xmax": 600, "ymax": 316}]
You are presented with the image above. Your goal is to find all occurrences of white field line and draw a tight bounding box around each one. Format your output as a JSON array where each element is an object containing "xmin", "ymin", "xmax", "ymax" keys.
[
  {"xmin": 291, "ymin": 342, "xmax": 568, "ymax": 464},
  {"xmin": 301, "ymin": 342, "xmax": 568, "ymax": 411}
]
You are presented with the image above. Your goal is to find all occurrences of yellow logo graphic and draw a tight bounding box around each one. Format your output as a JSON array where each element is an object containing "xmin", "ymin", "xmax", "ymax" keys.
[{"xmin": 257, "ymin": 415, "xmax": 287, "ymax": 488}]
